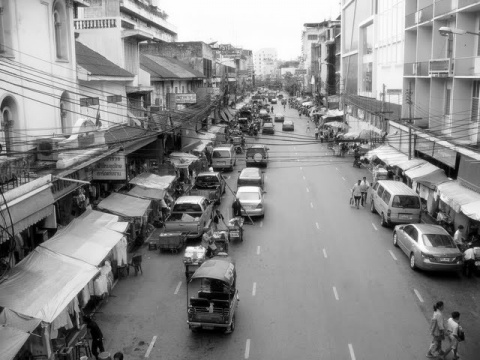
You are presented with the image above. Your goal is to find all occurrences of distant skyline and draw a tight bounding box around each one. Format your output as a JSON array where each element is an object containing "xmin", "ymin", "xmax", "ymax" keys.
[{"xmin": 161, "ymin": 0, "xmax": 341, "ymax": 60}]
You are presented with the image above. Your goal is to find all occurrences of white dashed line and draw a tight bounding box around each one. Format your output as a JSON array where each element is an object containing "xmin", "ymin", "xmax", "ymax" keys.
[
  {"xmin": 245, "ymin": 339, "xmax": 251, "ymax": 359},
  {"xmin": 259, "ymin": 221, "xmax": 263, "ymax": 228},
  {"xmin": 174, "ymin": 281, "xmax": 182, "ymax": 295},
  {"xmin": 315, "ymin": 222, "xmax": 320, "ymax": 230},
  {"xmin": 388, "ymin": 250, "xmax": 397, "ymax": 261},
  {"xmin": 310, "ymin": 202, "xmax": 314, "ymax": 208},
  {"xmin": 336, "ymin": 167, "xmax": 339, "ymax": 171},
  {"xmin": 372, "ymin": 223, "xmax": 378, "ymax": 231},
  {"xmin": 303, "ymin": 176, "xmax": 306, "ymax": 180},
  {"xmin": 257, "ymin": 246, "xmax": 261, "ymax": 255},
  {"xmin": 414, "ymin": 289, "xmax": 424, "ymax": 303},
  {"xmin": 144, "ymin": 336, "xmax": 157, "ymax": 358},
  {"xmin": 323, "ymin": 249, "xmax": 328, "ymax": 258},
  {"xmin": 252, "ymin": 282, "xmax": 257, "ymax": 296},
  {"xmin": 306, "ymin": 187, "xmax": 310, "ymax": 193},
  {"xmin": 333, "ymin": 287, "xmax": 339, "ymax": 300},
  {"xmin": 342, "ymin": 177, "xmax": 346, "ymax": 181},
  {"xmin": 300, "ymin": 167, "xmax": 303, "ymax": 170},
  {"xmin": 348, "ymin": 344, "xmax": 356, "ymax": 360}
]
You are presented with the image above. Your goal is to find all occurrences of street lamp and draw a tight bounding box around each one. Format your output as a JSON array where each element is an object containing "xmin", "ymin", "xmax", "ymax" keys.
[{"xmin": 439, "ymin": 26, "xmax": 480, "ymax": 37}]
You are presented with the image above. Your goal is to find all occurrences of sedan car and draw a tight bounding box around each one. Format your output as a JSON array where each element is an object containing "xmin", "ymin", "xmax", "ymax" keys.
[
  {"xmin": 237, "ymin": 167, "xmax": 264, "ymax": 190},
  {"xmin": 262, "ymin": 122, "xmax": 275, "ymax": 135},
  {"xmin": 393, "ymin": 224, "xmax": 463, "ymax": 272},
  {"xmin": 236, "ymin": 186, "xmax": 265, "ymax": 217},
  {"xmin": 274, "ymin": 113, "xmax": 285, "ymax": 122},
  {"xmin": 282, "ymin": 120, "xmax": 294, "ymax": 131}
]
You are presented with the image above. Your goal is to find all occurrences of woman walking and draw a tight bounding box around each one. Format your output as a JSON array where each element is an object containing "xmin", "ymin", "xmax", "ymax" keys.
[{"xmin": 426, "ymin": 301, "xmax": 445, "ymax": 358}]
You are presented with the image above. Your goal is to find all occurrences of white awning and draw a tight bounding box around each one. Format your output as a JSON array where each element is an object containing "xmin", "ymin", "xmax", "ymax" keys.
[
  {"xmin": 405, "ymin": 163, "xmax": 449, "ymax": 189},
  {"xmin": 461, "ymin": 200, "xmax": 480, "ymax": 221},
  {"xmin": 129, "ymin": 173, "xmax": 176, "ymax": 190},
  {"xmin": 394, "ymin": 159, "xmax": 427, "ymax": 171},
  {"xmin": 436, "ymin": 181, "xmax": 480, "ymax": 213},
  {"xmin": 97, "ymin": 193, "xmax": 151, "ymax": 218},
  {"xmin": 365, "ymin": 145, "xmax": 409, "ymax": 166}
]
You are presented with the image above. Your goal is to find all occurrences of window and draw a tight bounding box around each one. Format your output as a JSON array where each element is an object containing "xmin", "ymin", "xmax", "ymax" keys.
[
  {"xmin": 392, "ymin": 195, "xmax": 420, "ymax": 209},
  {"xmin": 80, "ymin": 97, "xmax": 100, "ymax": 107},
  {"xmin": 377, "ymin": 185, "xmax": 385, "ymax": 198},
  {"xmin": 53, "ymin": 1, "xmax": 68, "ymax": 60},
  {"xmin": 107, "ymin": 95, "xmax": 122, "ymax": 103},
  {"xmin": 381, "ymin": 190, "xmax": 391, "ymax": 204},
  {"xmin": 182, "ymin": 86, "xmax": 185, "ymax": 93},
  {"xmin": 175, "ymin": 87, "xmax": 178, "ymax": 93},
  {"xmin": 307, "ymin": 35, "xmax": 318, "ymax": 40}
]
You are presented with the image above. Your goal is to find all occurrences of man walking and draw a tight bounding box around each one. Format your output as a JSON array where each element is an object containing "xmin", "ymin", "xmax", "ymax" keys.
[
  {"xmin": 232, "ymin": 197, "xmax": 242, "ymax": 217},
  {"xmin": 359, "ymin": 177, "xmax": 370, "ymax": 207},
  {"xmin": 83, "ymin": 316, "xmax": 104, "ymax": 360},
  {"xmin": 351, "ymin": 180, "xmax": 362, "ymax": 209},
  {"xmin": 314, "ymin": 126, "xmax": 319, "ymax": 140}
]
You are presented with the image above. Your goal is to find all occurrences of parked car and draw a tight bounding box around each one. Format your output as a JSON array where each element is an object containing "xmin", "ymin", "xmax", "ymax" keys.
[
  {"xmin": 189, "ymin": 172, "xmax": 226, "ymax": 204},
  {"xmin": 392, "ymin": 224, "xmax": 463, "ymax": 272},
  {"xmin": 262, "ymin": 123, "xmax": 275, "ymax": 135},
  {"xmin": 236, "ymin": 186, "xmax": 265, "ymax": 217},
  {"xmin": 282, "ymin": 120, "xmax": 294, "ymax": 131},
  {"xmin": 270, "ymin": 98, "xmax": 278, "ymax": 104},
  {"xmin": 237, "ymin": 167, "xmax": 264, "ymax": 190},
  {"xmin": 211, "ymin": 145, "xmax": 237, "ymax": 171},
  {"xmin": 245, "ymin": 144, "xmax": 269, "ymax": 167},
  {"xmin": 274, "ymin": 113, "xmax": 285, "ymax": 122}
]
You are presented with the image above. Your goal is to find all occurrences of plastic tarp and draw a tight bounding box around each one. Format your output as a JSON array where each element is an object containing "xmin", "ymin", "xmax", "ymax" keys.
[
  {"xmin": 169, "ymin": 152, "xmax": 199, "ymax": 169},
  {"xmin": 0, "ymin": 309, "xmax": 41, "ymax": 360},
  {"xmin": 0, "ymin": 247, "xmax": 98, "ymax": 323},
  {"xmin": 461, "ymin": 200, "xmax": 480, "ymax": 221},
  {"xmin": 128, "ymin": 186, "xmax": 166, "ymax": 200},
  {"xmin": 76, "ymin": 209, "xmax": 129, "ymax": 233},
  {"xmin": 436, "ymin": 181, "xmax": 480, "ymax": 213},
  {"xmin": 394, "ymin": 159, "xmax": 427, "ymax": 171},
  {"xmin": 97, "ymin": 193, "xmax": 151, "ymax": 218},
  {"xmin": 365, "ymin": 145, "xmax": 409, "ymax": 166},
  {"xmin": 405, "ymin": 163, "xmax": 449, "ymax": 189},
  {"xmin": 191, "ymin": 256, "xmax": 235, "ymax": 286},
  {"xmin": 129, "ymin": 173, "xmax": 176, "ymax": 190}
]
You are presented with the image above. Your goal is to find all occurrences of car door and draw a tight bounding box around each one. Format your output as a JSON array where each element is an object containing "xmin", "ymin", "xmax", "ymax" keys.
[
  {"xmin": 404, "ymin": 226, "xmax": 419, "ymax": 255},
  {"xmin": 374, "ymin": 185, "xmax": 385, "ymax": 212},
  {"xmin": 398, "ymin": 225, "xmax": 412, "ymax": 254}
]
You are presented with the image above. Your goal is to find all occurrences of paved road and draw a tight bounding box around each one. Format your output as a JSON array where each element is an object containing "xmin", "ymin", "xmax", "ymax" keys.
[{"xmin": 96, "ymin": 97, "xmax": 480, "ymax": 360}]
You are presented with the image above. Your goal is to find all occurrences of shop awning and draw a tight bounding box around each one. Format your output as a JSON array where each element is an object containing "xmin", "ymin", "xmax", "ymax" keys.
[
  {"xmin": 405, "ymin": 163, "xmax": 449, "ymax": 189},
  {"xmin": 394, "ymin": 159, "xmax": 427, "ymax": 171},
  {"xmin": 0, "ymin": 309, "xmax": 41, "ymax": 360},
  {"xmin": 168, "ymin": 152, "xmax": 199, "ymax": 169},
  {"xmin": 76, "ymin": 209, "xmax": 129, "ymax": 233},
  {"xmin": 128, "ymin": 186, "xmax": 166, "ymax": 200},
  {"xmin": 129, "ymin": 173, "xmax": 176, "ymax": 190},
  {"xmin": 0, "ymin": 247, "xmax": 98, "ymax": 323},
  {"xmin": 365, "ymin": 145, "xmax": 409, "ymax": 166},
  {"xmin": 0, "ymin": 185, "xmax": 54, "ymax": 235},
  {"xmin": 40, "ymin": 215, "xmax": 126, "ymax": 266},
  {"xmin": 460, "ymin": 200, "xmax": 480, "ymax": 221},
  {"xmin": 97, "ymin": 193, "xmax": 151, "ymax": 218},
  {"xmin": 436, "ymin": 181, "xmax": 480, "ymax": 213}
]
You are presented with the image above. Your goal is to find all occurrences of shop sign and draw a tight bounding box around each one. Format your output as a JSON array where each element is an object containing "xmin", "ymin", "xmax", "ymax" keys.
[
  {"xmin": 174, "ymin": 94, "xmax": 197, "ymax": 104},
  {"xmin": 295, "ymin": 69, "xmax": 307, "ymax": 75},
  {"xmin": 433, "ymin": 144, "xmax": 456, "ymax": 168},
  {"xmin": 92, "ymin": 154, "xmax": 126, "ymax": 180}
]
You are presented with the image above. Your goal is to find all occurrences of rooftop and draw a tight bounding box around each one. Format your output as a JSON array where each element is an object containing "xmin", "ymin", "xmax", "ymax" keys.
[
  {"xmin": 140, "ymin": 54, "xmax": 205, "ymax": 80},
  {"xmin": 76, "ymin": 42, "xmax": 134, "ymax": 78}
]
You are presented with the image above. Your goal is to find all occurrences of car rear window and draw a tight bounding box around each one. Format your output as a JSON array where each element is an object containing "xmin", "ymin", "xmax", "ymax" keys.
[
  {"xmin": 173, "ymin": 203, "xmax": 202, "ymax": 212},
  {"xmin": 422, "ymin": 234, "xmax": 457, "ymax": 248},
  {"xmin": 392, "ymin": 195, "xmax": 420, "ymax": 209},
  {"xmin": 213, "ymin": 150, "xmax": 230, "ymax": 158},
  {"xmin": 247, "ymin": 148, "xmax": 265, "ymax": 156},
  {"xmin": 196, "ymin": 175, "xmax": 219, "ymax": 184},
  {"xmin": 238, "ymin": 192, "xmax": 260, "ymax": 201}
]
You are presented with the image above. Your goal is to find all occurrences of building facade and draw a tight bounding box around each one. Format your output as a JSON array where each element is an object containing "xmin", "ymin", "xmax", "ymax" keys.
[{"xmin": 253, "ymin": 48, "xmax": 278, "ymax": 80}]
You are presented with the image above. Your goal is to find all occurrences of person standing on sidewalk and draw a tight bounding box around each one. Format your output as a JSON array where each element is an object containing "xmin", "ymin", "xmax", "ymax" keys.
[
  {"xmin": 351, "ymin": 180, "xmax": 362, "ymax": 209},
  {"xmin": 83, "ymin": 316, "xmax": 104, "ymax": 360},
  {"xmin": 359, "ymin": 177, "xmax": 370, "ymax": 207},
  {"xmin": 426, "ymin": 301, "xmax": 446, "ymax": 358}
]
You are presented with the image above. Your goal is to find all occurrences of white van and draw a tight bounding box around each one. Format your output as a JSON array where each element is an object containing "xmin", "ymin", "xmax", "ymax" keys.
[
  {"xmin": 211, "ymin": 145, "xmax": 236, "ymax": 171},
  {"xmin": 369, "ymin": 180, "xmax": 422, "ymax": 227}
]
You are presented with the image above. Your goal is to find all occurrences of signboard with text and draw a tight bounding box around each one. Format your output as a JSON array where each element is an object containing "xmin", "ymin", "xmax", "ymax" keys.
[
  {"xmin": 93, "ymin": 154, "xmax": 127, "ymax": 180},
  {"xmin": 173, "ymin": 93, "xmax": 197, "ymax": 104},
  {"xmin": 295, "ymin": 69, "xmax": 307, "ymax": 75}
]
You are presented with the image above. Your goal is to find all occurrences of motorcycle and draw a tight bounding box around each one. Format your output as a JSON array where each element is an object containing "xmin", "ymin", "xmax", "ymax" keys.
[{"xmin": 353, "ymin": 157, "xmax": 362, "ymax": 168}]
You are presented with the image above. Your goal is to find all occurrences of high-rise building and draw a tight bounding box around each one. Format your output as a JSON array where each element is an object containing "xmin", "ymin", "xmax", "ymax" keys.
[{"xmin": 253, "ymin": 48, "xmax": 278, "ymax": 79}]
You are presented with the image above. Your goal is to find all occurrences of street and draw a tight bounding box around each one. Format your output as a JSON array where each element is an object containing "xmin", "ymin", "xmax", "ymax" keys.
[{"xmin": 95, "ymin": 100, "xmax": 480, "ymax": 360}]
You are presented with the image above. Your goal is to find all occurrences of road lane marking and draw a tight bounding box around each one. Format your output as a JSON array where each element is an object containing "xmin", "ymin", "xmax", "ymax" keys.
[
  {"xmin": 265, "ymin": 175, "xmax": 268, "ymax": 180},
  {"xmin": 252, "ymin": 282, "xmax": 257, "ymax": 296},
  {"xmin": 323, "ymin": 249, "xmax": 328, "ymax": 258},
  {"xmin": 316, "ymin": 222, "xmax": 320, "ymax": 230},
  {"xmin": 174, "ymin": 281, "xmax": 182, "ymax": 295},
  {"xmin": 342, "ymin": 177, "xmax": 346, "ymax": 181},
  {"xmin": 336, "ymin": 167, "xmax": 339, "ymax": 171},
  {"xmin": 303, "ymin": 176, "xmax": 306, "ymax": 180},
  {"xmin": 257, "ymin": 246, "xmax": 261, "ymax": 255},
  {"xmin": 414, "ymin": 289, "xmax": 424, "ymax": 303},
  {"xmin": 260, "ymin": 221, "xmax": 263, "ymax": 228},
  {"xmin": 306, "ymin": 187, "xmax": 310, "ymax": 193},
  {"xmin": 372, "ymin": 223, "xmax": 378, "ymax": 231},
  {"xmin": 245, "ymin": 339, "xmax": 251, "ymax": 359},
  {"xmin": 333, "ymin": 287, "xmax": 339, "ymax": 300},
  {"xmin": 388, "ymin": 250, "xmax": 397, "ymax": 261},
  {"xmin": 348, "ymin": 344, "xmax": 356, "ymax": 360},
  {"xmin": 144, "ymin": 336, "xmax": 157, "ymax": 358},
  {"xmin": 310, "ymin": 202, "xmax": 314, "ymax": 208}
]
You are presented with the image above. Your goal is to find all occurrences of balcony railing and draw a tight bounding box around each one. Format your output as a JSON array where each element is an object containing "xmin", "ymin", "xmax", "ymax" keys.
[
  {"xmin": 120, "ymin": 0, "xmax": 177, "ymax": 34},
  {"xmin": 458, "ymin": 0, "xmax": 479, "ymax": 9},
  {"xmin": 429, "ymin": 58, "xmax": 453, "ymax": 76},
  {"xmin": 454, "ymin": 56, "xmax": 480, "ymax": 76},
  {"xmin": 406, "ymin": 4, "xmax": 434, "ymax": 27},
  {"xmin": 74, "ymin": 17, "xmax": 118, "ymax": 30},
  {"xmin": 405, "ymin": 12, "xmax": 416, "ymax": 28}
]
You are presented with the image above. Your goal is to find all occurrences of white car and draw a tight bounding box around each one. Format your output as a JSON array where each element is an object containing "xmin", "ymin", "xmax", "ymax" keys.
[{"xmin": 236, "ymin": 186, "xmax": 265, "ymax": 217}]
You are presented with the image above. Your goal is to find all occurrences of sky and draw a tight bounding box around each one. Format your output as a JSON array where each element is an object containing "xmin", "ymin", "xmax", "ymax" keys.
[{"xmin": 160, "ymin": 0, "xmax": 341, "ymax": 60}]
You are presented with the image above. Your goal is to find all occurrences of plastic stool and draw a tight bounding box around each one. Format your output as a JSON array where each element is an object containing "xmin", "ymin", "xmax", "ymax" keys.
[{"xmin": 74, "ymin": 339, "xmax": 92, "ymax": 360}]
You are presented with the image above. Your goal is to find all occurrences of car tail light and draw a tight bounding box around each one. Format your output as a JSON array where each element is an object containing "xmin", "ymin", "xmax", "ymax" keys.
[
  {"xmin": 256, "ymin": 203, "xmax": 263, "ymax": 209},
  {"xmin": 421, "ymin": 252, "xmax": 435, "ymax": 260}
]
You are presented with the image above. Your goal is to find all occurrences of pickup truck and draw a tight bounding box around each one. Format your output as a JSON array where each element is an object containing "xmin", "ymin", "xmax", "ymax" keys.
[
  {"xmin": 189, "ymin": 172, "xmax": 226, "ymax": 205},
  {"xmin": 164, "ymin": 196, "xmax": 214, "ymax": 238}
]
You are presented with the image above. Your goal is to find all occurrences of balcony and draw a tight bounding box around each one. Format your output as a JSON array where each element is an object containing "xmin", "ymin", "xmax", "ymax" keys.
[
  {"xmin": 404, "ymin": 62, "xmax": 429, "ymax": 76},
  {"xmin": 454, "ymin": 56, "xmax": 480, "ymax": 76},
  {"xmin": 435, "ymin": 0, "xmax": 457, "ymax": 17},
  {"xmin": 429, "ymin": 58, "xmax": 453, "ymax": 77},
  {"xmin": 120, "ymin": 0, "xmax": 177, "ymax": 35},
  {"xmin": 74, "ymin": 17, "xmax": 119, "ymax": 30},
  {"xmin": 406, "ymin": 4, "xmax": 434, "ymax": 27}
]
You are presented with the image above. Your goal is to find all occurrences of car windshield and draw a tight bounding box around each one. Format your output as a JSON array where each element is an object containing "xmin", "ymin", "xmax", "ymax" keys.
[
  {"xmin": 391, "ymin": 195, "xmax": 420, "ymax": 209},
  {"xmin": 196, "ymin": 176, "xmax": 218, "ymax": 184},
  {"xmin": 213, "ymin": 150, "xmax": 230, "ymax": 158},
  {"xmin": 173, "ymin": 203, "xmax": 202, "ymax": 212},
  {"xmin": 238, "ymin": 192, "xmax": 260, "ymax": 201},
  {"xmin": 422, "ymin": 234, "xmax": 457, "ymax": 248}
]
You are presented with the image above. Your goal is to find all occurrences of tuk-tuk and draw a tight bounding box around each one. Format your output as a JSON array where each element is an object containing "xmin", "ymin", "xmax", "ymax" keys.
[
  {"xmin": 187, "ymin": 255, "xmax": 239, "ymax": 333},
  {"xmin": 238, "ymin": 118, "xmax": 250, "ymax": 133}
]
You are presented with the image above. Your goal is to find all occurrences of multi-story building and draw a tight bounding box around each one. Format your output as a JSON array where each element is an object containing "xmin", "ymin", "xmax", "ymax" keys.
[
  {"xmin": 301, "ymin": 23, "xmax": 326, "ymax": 92},
  {"xmin": 253, "ymin": 48, "xmax": 278, "ymax": 80}
]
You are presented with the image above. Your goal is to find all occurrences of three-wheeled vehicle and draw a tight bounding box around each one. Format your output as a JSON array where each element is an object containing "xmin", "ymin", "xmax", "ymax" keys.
[
  {"xmin": 227, "ymin": 217, "xmax": 244, "ymax": 242},
  {"xmin": 187, "ymin": 255, "xmax": 239, "ymax": 333}
]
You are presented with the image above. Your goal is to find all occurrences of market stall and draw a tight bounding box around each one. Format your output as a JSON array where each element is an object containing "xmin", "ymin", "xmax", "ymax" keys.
[{"xmin": 168, "ymin": 152, "xmax": 204, "ymax": 190}]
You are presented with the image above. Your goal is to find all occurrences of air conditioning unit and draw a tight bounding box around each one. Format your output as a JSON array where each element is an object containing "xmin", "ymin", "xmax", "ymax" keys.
[
  {"xmin": 36, "ymin": 137, "xmax": 64, "ymax": 161},
  {"xmin": 415, "ymin": 10, "xmax": 423, "ymax": 24}
]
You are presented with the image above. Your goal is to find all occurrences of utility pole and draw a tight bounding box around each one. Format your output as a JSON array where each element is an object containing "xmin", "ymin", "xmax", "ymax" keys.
[{"xmin": 381, "ymin": 83, "xmax": 386, "ymax": 144}]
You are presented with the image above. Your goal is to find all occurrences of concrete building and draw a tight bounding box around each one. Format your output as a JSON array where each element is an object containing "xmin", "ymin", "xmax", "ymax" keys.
[
  {"xmin": 301, "ymin": 23, "xmax": 327, "ymax": 92},
  {"xmin": 253, "ymin": 48, "xmax": 278, "ymax": 79}
]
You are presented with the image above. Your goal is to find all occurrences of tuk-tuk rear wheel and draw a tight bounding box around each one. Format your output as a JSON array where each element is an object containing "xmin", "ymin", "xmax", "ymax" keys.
[{"xmin": 226, "ymin": 315, "xmax": 236, "ymax": 334}]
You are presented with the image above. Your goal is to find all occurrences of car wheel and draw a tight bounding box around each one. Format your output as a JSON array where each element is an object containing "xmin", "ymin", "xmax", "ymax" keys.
[
  {"xmin": 410, "ymin": 253, "xmax": 417, "ymax": 270},
  {"xmin": 393, "ymin": 232, "xmax": 399, "ymax": 247},
  {"xmin": 226, "ymin": 315, "xmax": 235, "ymax": 334},
  {"xmin": 370, "ymin": 201, "xmax": 376, "ymax": 214},
  {"xmin": 380, "ymin": 214, "xmax": 387, "ymax": 227}
]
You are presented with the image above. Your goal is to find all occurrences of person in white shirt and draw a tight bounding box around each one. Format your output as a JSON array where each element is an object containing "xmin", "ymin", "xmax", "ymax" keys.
[
  {"xmin": 443, "ymin": 312, "xmax": 462, "ymax": 360},
  {"xmin": 453, "ymin": 225, "xmax": 465, "ymax": 247},
  {"xmin": 463, "ymin": 246, "xmax": 476, "ymax": 277},
  {"xmin": 351, "ymin": 180, "xmax": 362, "ymax": 209},
  {"xmin": 359, "ymin": 177, "xmax": 370, "ymax": 207}
]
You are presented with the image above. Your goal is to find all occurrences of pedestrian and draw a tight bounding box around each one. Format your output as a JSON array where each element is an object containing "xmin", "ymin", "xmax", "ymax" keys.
[
  {"xmin": 232, "ymin": 197, "xmax": 242, "ymax": 217},
  {"xmin": 426, "ymin": 301, "xmax": 445, "ymax": 358},
  {"xmin": 206, "ymin": 143, "xmax": 214, "ymax": 166},
  {"xmin": 314, "ymin": 127, "xmax": 319, "ymax": 139},
  {"xmin": 212, "ymin": 209, "xmax": 226, "ymax": 230},
  {"xmin": 359, "ymin": 177, "xmax": 370, "ymax": 207},
  {"xmin": 453, "ymin": 225, "xmax": 465, "ymax": 247},
  {"xmin": 351, "ymin": 180, "xmax": 362, "ymax": 209},
  {"xmin": 271, "ymin": 106, "xmax": 274, "ymax": 113},
  {"xmin": 443, "ymin": 311, "xmax": 463, "ymax": 360},
  {"xmin": 83, "ymin": 316, "xmax": 104, "ymax": 360},
  {"xmin": 113, "ymin": 352, "xmax": 124, "ymax": 360},
  {"xmin": 463, "ymin": 245, "xmax": 476, "ymax": 277}
]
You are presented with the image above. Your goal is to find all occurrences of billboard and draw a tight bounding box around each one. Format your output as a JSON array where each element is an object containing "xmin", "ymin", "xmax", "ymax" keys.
[{"xmin": 93, "ymin": 154, "xmax": 126, "ymax": 180}]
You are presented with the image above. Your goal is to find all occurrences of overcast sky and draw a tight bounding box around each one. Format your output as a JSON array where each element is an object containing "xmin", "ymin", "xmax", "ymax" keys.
[{"xmin": 161, "ymin": 0, "xmax": 341, "ymax": 60}]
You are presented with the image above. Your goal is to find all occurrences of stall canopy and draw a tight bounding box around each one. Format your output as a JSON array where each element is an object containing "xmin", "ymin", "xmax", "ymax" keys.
[
  {"xmin": 0, "ymin": 309, "xmax": 41, "ymax": 360},
  {"xmin": 97, "ymin": 193, "xmax": 151, "ymax": 218},
  {"xmin": 461, "ymin": 200, "xmax": 480, "ymax": 221},
  {"xmin": 76, "ymin": 209, "xmax": 129, "ymax": 233},
  {"xmin": 365, "ymin": 145, "xmax": 409, "ymax": 166},
  {"xmin": 405, "ymin": 163, "xmax": 449, "ymax": 189},
  {"xmin": 0, "ymin": 247, "xmax": 98, "ymax": 323},
  {"xmin": 168, "ymin": 152, "xmax": 199, "ymax": 168},
  {"xmin": 129, "ymin": 173, "xmax": 176, "ymax": 190},
  {"xmin": 394, "ymin": 159, "xmax": 427, "ymax": 171},
  {"xmin": 436, "ymin": 180, "xmax": 480, "ymax": 213},
  {"xmin": 324, "ymin": 121, "xmax": 348, "ymax": 130}
]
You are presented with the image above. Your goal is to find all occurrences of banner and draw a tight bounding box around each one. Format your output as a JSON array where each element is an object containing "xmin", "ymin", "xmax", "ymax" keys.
[{"xmin": 93, "ymin": 154, "xmax": 126, "ymax": 180}]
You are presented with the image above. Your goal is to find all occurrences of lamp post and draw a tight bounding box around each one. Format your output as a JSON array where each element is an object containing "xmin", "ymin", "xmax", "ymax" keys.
[{"xmin": 438, "ymin": 27, "xmax": 480, "ymax": 37}]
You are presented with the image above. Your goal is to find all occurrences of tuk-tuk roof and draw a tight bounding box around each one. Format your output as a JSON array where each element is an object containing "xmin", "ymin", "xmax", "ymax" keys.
[{"xmin": 191, "ymin": 256, "xmax": 235, "ymax": 285}]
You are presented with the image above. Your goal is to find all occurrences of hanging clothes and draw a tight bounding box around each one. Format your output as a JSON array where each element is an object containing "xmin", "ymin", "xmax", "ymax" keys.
[
  {"xmin": 79, "ymin": 285, "xmax": 91, "ymax": 308},
  {"xmin": 113, "ymin": 237, "xmax": 128, "ymax": 266},
  {"xmin": 67, "ymin": 296, "xmax": 81, "ymax": 327},
  {"xmin": 50, "ymin": 308, "xmax": 73, "ymax": 339}
]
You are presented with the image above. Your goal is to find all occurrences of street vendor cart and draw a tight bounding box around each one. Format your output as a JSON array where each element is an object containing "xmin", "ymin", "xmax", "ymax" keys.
[
  {"xmin": 227, "ymin": 217, "xmax": 244, "ymax": 242},
  {"xmin": 158, "ymin": 232, "xmax": 188, "ymax": 253},
  {"xmin": 183, "ymin": 246, "xmax": 206, "ymax": 279}
]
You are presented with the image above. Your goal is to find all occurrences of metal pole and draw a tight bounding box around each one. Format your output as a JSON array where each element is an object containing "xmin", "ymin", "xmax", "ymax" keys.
[{"xmin": 408, "ymin": 82, "xmax": 412, "ymax": 160}]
